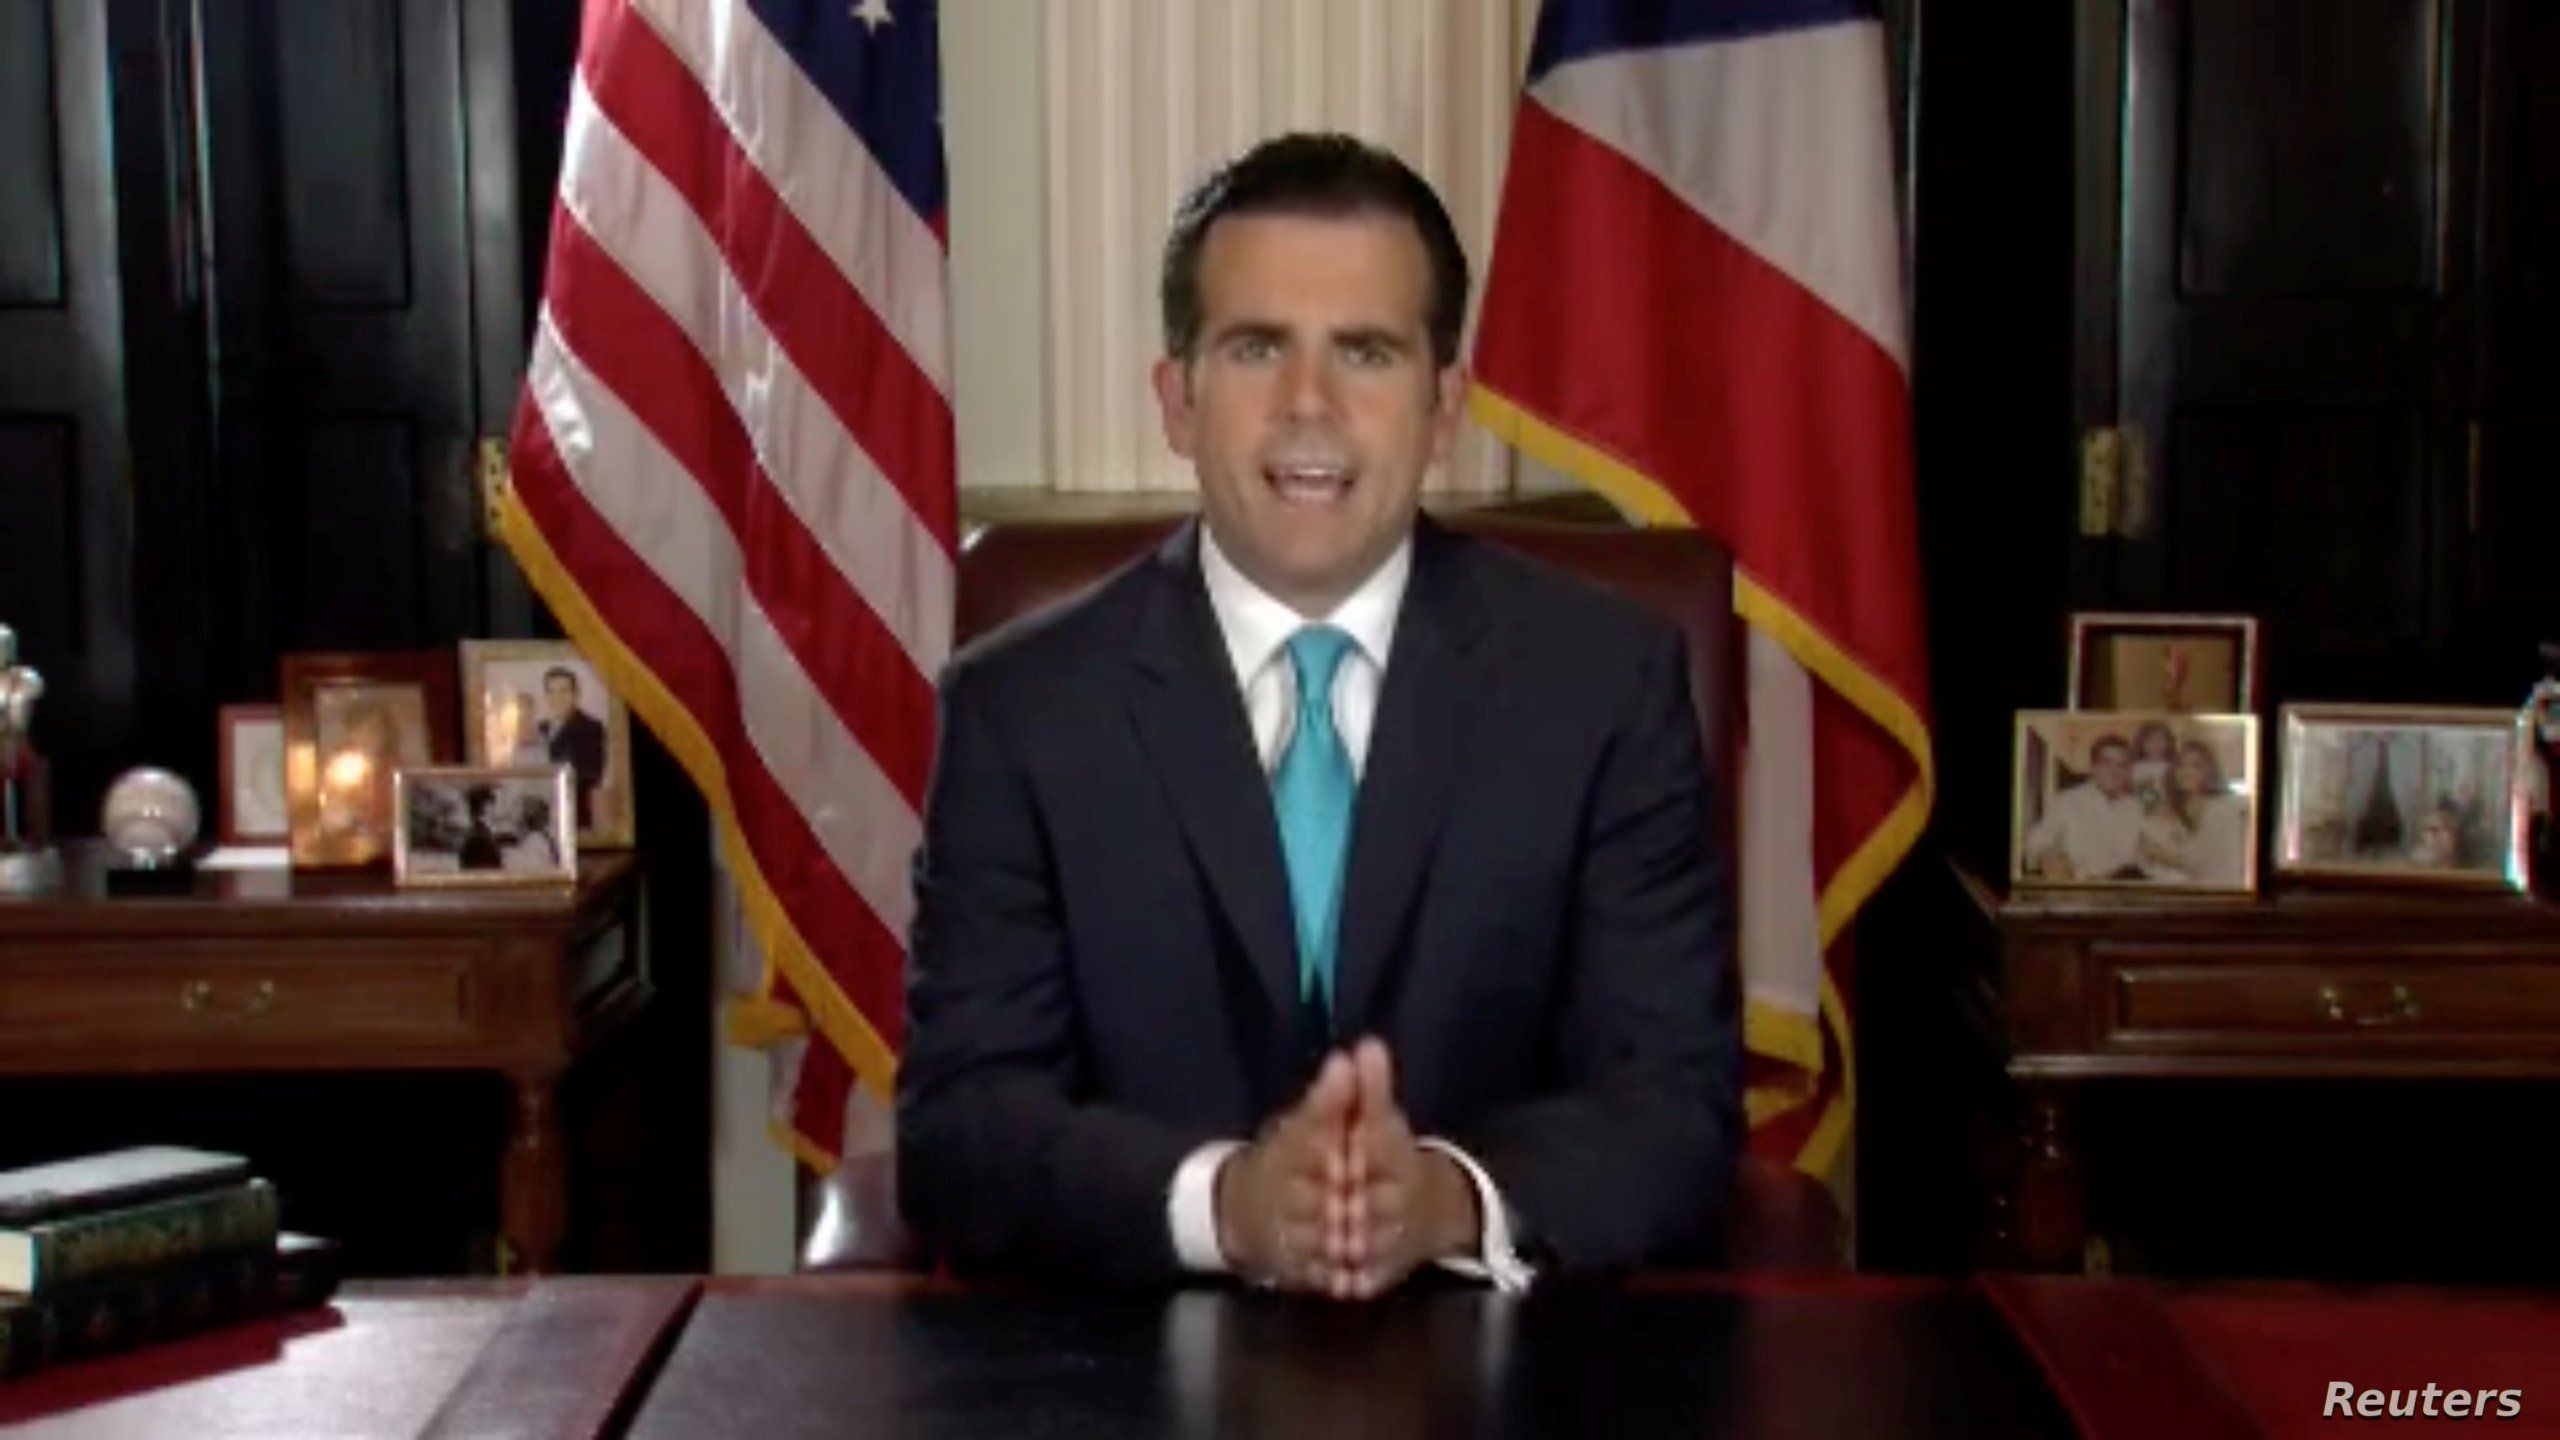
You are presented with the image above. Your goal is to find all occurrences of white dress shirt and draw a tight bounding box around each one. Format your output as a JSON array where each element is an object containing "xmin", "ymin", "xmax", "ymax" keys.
[
  {"xmin": 2022, "ymin": 781, "xmax": 2143, "ymax": 880},
  {"xmin": 1165, "ymin": 525, "xmax": 1532, "ymax": 1293}
]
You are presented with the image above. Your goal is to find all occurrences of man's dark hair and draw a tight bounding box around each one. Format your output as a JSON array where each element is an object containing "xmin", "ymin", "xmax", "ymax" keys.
[
  {"xmin": 543, "ymin": 666, "xmax": 580, "ymax": 694},
  {"xmin": 465, "ymin": 784, "xmax": 495, "ymax": 819},
  {"xmin": 2090, "ymin": 737, "xmax": 2132, "ymax": 763},
  {"xmin": 1161, "ymin": 132, "xmax": 1470, "ymax": 367}
]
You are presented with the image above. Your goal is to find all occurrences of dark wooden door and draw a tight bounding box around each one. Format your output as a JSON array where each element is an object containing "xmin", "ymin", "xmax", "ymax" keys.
[
  {"xmin": 2475, "ymin": 0, "xmax": 2560, "ymax": 692},
  {"xmin": 0, "ymin": 0, "xmax": 210, "ymax": 819},
  {"xmin": 193, "ymin": 0, "xmax": 494, "ymax": 691},
  {"xmin": 0, "ymin": 0, "xmax": 130, "ymax": 811},
  {"xmin": 3, "ymin": 0, "xmax": 532, "ymax": 815},
  {"xmin": 2077, "ymin": 0, "xmax": 2490, "ymax": 705}
]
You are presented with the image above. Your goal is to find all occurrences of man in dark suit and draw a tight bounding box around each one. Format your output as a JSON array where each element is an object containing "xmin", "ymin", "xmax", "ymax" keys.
[
  {"xmin": 457, "ymin": 785, "xmax": 503, "ymax": 871},
  {"xmin": 897, "ymin": 134, "xmax": 1739, "ymax": 1296},
  {"xmin": 539, "ymin": 667, "xmax": 607, "ymax": 830}
]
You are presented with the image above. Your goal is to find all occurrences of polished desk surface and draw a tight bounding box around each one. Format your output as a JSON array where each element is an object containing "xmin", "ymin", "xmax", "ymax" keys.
[
  {"xmin": 630, "ymin": 1275, "xmax": 2072, "ymax": 1440},
  {"xmin": 0, "ymin": 1284, "xmax": 525, "ymax": 1437},
  {"xmin": 3, "ymin": 1274, "xmax": 2554, "ymax": 1438},
  {"xmin": 0, "ymin": 840, "xmax": 636, "ymax": 926}
]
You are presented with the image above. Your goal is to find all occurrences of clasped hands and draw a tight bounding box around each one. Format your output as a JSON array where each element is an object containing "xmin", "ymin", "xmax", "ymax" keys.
[{"xmin": 1212, "ymin": 1037, "xmax": 1480, "ymax": 1299}]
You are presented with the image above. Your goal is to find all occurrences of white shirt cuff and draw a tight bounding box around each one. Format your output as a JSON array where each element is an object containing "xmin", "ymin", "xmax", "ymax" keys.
[
  {"xmin": 1418, "ymin": 1138, "xmax": 1535, "ymax": 1294},
  {"xmin": 1168, "ymin": 1140, "xmax": 1245, "ymax": 1273}
]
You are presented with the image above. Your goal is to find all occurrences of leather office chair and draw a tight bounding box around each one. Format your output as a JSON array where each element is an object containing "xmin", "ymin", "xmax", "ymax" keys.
[{"xmin": 800, "ymin": 513, "xmax": 1846, "ymax": 1273}]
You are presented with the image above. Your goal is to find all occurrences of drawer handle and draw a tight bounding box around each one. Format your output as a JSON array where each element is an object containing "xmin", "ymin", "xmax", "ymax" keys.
[
  {"xmin": 2316, "ymin": 982, "xmax": 2422, "ymax": 1027},
  {"xmin": 2356, "ymin": 984, "xmax": 2422, "ymax": 1028},
  {"xmin": 179, "ymin": 979, "xmax": 277, "ymax": 1020}
]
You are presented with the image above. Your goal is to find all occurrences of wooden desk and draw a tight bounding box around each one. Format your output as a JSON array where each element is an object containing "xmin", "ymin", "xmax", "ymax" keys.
[
  {"xmin": 0, "ymin": 1283, "xmax": 529, "ymax": 1436},
  {"xmin": 628, "ymin": 1274, "xmax": 2075, "ymax": 1438},
  {"xmin": 1963, "ymin": 871, "xmax": 2560, "ymax": 1269},
  {"xmin": 7, "ymin": 1275, "xmax": 2550, "ymax": 1437},
  {"xmin": 0, "ymin": 845, "xmax": 645, "ymax": 1273},
  {"xmin": 1983, "ymin": 1275, "xmax": 2560, "ymax": 1440}
]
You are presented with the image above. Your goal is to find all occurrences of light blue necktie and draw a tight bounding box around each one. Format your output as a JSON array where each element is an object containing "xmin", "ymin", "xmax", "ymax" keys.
[{"xmin": 1272, "ymin": 625, "xmax": 1358, "ymax": 1015}]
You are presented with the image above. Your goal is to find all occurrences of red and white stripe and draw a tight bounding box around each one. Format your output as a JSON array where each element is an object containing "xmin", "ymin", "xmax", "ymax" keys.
[
  {"xmin": 1523, "ymin": 22, "xmax": 1909, "ymax": 1060},
  {"xmin": 512, "ymin": 0, "xmax": 955, "ymax": 1163},
  {"xmin": 1475, "ymin": 10, "xmax": 1932, "ymax": 1179}
]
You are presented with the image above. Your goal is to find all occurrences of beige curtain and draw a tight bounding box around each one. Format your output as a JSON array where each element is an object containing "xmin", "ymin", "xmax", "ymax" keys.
[{"xmin": 1028, "ymin": 0, "xmax": 1531, "ymax": 497}]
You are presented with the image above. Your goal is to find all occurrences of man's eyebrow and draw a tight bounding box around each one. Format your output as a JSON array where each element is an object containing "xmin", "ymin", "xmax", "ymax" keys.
[
  {"xmin": 1204, "ymin": 319, "xmax": 1288, "ymax": 347},
  {"xmin": 1201, "ymin": 320, "xmax": 1419, "ymax": 352},
  {"xmin": 1331, "ymin": 325, "xmax": 1413, "ymax": 353}
]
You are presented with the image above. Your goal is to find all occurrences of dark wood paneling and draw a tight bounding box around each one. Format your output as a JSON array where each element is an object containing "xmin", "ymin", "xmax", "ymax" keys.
[
  {"xmin": 199, "ymin": 0, "xmax": 483, "ymax": 696},
  {"xmin": 2499, "ymin": 3, "xmax": 2560, "ymax": 305},
  {"xmin": 2179, "ymin": 0, "xmax": 2440, "ymax": 297},
  {"xmin": 2110, "ymin": 0, "xmax": 2478, "ymax": 699},
  {"xmin": 2477, "ymin": 0, "xmax": 2560, "ymax": 687},
  {"xmin": 0, "ymin": 422, "xmax": 79, "ymax": 657},
  {"xmin": 291, "ymin": 420, "xmax": 425, "ymax": 649},
  {"xmin": 2167, "ymin": 408, "xmax": 2432, "ymax": 686},
  {"xmin": 0, "ymin": 0, "xmax": 64, "ymax": 307},
  {"xmin": 275, "ymin": 0, "xmax": 412, "ymax": 308},
  {"xmin": 111, "ymin": 0, "xmax": 222, "ymax": 799},
  {"xmin": 0, "ymin": 0, "xmax": 158, "ymax": 821}
]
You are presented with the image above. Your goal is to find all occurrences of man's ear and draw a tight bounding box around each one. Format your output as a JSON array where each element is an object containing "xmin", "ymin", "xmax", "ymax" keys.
[
  {"xmin": 1428, "ymin": 363, "xmax": 1468, "ymax": 464},
  {"xmin": 1152, "ymin": 356, "xmax": 1197, "ymax": 459}
]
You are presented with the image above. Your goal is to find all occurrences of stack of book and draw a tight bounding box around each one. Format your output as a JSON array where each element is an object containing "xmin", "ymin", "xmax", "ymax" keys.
[{"xmin": 0, "ymin": 1145, "xmax": 338, "ymax": 1378}]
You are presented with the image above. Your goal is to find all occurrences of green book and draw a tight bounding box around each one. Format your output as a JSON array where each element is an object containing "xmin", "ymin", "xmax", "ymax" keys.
[
  {"xmin": 0, "ymin": 1295, "xmax": 45, "ymax": 1379},
  {"xmin": 0, "ymin": 1179, "xmax": 278, "ymax": 1296},
  {"xmin": 0, "ymin": 1231, "xmax": 336, "ymax": 1380},
  {"xmin": 0, "ymin": 1146, "xmax": 251, "ymax": 1228},
  {"xmin": 0, "ymin": 1244, "xmax": 281, "ymax": 1378}
]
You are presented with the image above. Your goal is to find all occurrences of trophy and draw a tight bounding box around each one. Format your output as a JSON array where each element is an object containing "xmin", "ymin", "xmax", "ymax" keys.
[{"xmin": 0, "ymin": 622, "xmax": 62, "ymax": 896}]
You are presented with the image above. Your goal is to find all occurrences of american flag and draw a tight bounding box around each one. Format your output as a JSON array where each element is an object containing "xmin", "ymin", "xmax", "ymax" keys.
[
  {"xmin": 502, "ymin": 0, "xmax": 954, "ymax": 1168},
  {"xmin": 1473, "ymin": 0, "xmax": 1933, "ymax": 1195}
]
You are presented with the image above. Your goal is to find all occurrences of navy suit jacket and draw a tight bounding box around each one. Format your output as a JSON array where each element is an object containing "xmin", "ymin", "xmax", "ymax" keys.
[
  {"xmin": 896, "ymin": 517, "xmax": 1741, "ymax": 1286},
  {"xmin": 543, "ymin": 709, "xmax": 608, "ymax": 828}
]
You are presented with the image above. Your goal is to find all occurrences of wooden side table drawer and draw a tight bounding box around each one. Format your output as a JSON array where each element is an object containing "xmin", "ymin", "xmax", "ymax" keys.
[
  {"xmin": 0, "ymin": 944, "xmax": 481, "ymax": 1054},
  {"xmin": 2107, "ymin": 956, "xmax": 2560, "ymax": 1042}
]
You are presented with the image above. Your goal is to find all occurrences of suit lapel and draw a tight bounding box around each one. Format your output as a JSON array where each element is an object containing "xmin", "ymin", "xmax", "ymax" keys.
[
  {"xmin": 1334, "ymin": 519, "xmax": 1493, "ymax": 1034},
  {"xmin": 1125, "ymin": 522, "xmax": 1303, "ymax": 1025}
]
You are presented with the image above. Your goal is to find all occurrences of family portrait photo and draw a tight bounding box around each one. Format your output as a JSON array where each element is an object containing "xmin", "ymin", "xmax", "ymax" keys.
[
  {"xmin": 392, "ymin": 766, "xmax": 577, "ymax": 888},
  {"xmin": 2277, "ymin": 705, "xmax": 2525, "ymax": 888},
  {"xmin": 461, "ymin": 640, "xmax": 635, "ymax": 848},
  {"xmin": 2013, "ymin": 710, "xmax": 2260, "ymax": 892}
]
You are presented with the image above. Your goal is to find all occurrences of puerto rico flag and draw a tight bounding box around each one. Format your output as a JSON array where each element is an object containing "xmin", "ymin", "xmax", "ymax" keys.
[
  {"xmin": 501, "ymin": 0, "xmax": 955, "ymax": 1172},
  {"xmin": 1472, "ymin": 0, "xmax": 1933, "ymax": 1197}
]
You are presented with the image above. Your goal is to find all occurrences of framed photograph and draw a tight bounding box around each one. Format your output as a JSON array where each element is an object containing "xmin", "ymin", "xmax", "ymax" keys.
[
  {"xmin": 2013, "ymin": 709, "xmax": 2261, "ymax": 893},
  {"xmin": 392, "ymin": 765, "xmax": 578, "ymax": 888},
  {"xmin": 2276, "ymin": 704, "xmax": 2528, "ymax": 889},
  {"xmin": 459, "ymin": 640, "xmax": 635, "ymax": 849},
  {"xmin": 280, "ymin": 651, "xmax": 461, "ymax": 868},
  {"xmin": 216, "ymin": 703, "xmax": 288, "ymax": 844},
  {"xmin": 2067, "ymin": 612, "xmax": 2259, "ymax": 713}
]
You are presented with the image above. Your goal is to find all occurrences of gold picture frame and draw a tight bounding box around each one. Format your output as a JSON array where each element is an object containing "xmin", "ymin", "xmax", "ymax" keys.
[
  {"xmin": 2067, "ymin": 612, "xmax": 2259, "ymax": 713},
  {"xmin": 391, "ymin": 765, "xmax": 578, "ymax": 889},
  {"xmin": 2012, "ymin": 709, "xmax": 2261, "ymax": 894},
  {"xmin": 216, "ymin": 703, "xmax": 287, "ymax": 845},
  {"xmin": 280, "ymin": 651, "xmax": 461, "ymax": 868},
  {"xmin": 2275, "ymin": 704, "xmax": 2529, "ymax": 890},
  {"xmin": 459, "ymin": 639, "xmax": 636, "ymax": 849}
]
